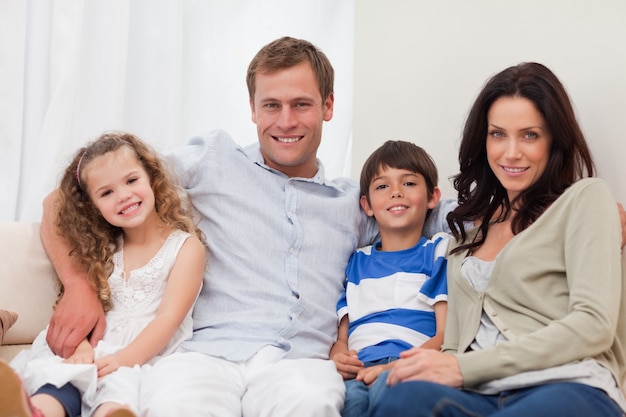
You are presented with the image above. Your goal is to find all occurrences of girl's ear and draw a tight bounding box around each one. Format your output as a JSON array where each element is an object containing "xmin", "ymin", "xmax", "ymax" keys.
[
  {"xmin": 428, "ymin": 187, "xmax": 442, "ymax": 209},
  {"xmin": 360, "ymin": 195, "xmax": 375, "ymax": 217}
]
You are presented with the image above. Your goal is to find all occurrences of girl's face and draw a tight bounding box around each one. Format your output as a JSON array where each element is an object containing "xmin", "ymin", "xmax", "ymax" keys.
[
  {"xmin": 486, "ymin": 96, "xmax": 552, "ymax": 201},
  {"xmin": 83, "ymin": 146, "xmax": 156, "ymax": 229}
]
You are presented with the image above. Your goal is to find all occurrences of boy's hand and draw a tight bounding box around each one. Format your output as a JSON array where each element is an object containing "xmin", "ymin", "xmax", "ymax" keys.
[
  {"xmin": 356, "ymin": 362, "xmax": 393, "ymax": 386},
  {"xmin": 331, "ymin": 349, "xmax": 363, "ymax": 380}
]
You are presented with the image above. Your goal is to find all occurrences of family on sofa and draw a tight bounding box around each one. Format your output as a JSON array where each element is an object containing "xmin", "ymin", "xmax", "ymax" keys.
[{"xmin": 2, "ymin": 36, "xmax": 626, "ymax": 417}]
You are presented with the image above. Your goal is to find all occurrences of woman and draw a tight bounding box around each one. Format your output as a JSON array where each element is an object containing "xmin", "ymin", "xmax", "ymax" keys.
[{"xmin": 372, "ymin": 62, "xmax": 626, "ymax": 416}]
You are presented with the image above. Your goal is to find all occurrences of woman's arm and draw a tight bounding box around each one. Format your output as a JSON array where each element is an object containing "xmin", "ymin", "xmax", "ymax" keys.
[
  {"xmin": 95, "ymin": 235, "xmax": 205, "ymax": 377},
  {"xmin": 457, "ymin": 179, "xmax": 623, "ymax": 386},
  {"xmin": 41, "ymin": 191, "xmax": 106, "ymax": 358}
]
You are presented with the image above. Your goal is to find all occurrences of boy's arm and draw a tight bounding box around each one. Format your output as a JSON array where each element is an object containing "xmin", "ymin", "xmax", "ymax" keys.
[
  {"xmin": 357, "ymin": 301, "xmax": 450, "ymax": 386},
  {"xmin": 95, "ymin": 236, "xmax": 205, "ymax": 377},
  {"xmin": 330, "ymin": 315, "xmax": 362, "ymax": 380},
  {"xmin": 418, "ymin": 301, "xmax": 448, "ymax": 351},
  {"xmin": 41, "ymin": 191, "xmax": 106, "ymax": 358}
]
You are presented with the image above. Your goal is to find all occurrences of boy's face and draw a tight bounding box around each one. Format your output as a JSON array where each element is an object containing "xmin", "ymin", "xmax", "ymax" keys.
[
  {"xmin": 360, "ymin": 166, "xmax": 440, "ymax": 245},
  {"xmin": 250, "ymin": 61, "xmax": 334, "ymax": 179}
]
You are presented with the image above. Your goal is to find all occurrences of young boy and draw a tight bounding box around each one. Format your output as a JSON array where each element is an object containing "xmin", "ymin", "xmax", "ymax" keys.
[{"xmin": 330, "ymin": 140, "xmax": 450, "ymax": 417}]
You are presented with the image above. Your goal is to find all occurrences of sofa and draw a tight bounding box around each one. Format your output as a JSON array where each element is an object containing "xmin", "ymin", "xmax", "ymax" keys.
[
  {"xmin": 3, "ymin": 221, "xmax": 626, "ymax": 397},
  {"xmin": 0, "ymin": 222, "xmax": 59, "ymax": 362}
]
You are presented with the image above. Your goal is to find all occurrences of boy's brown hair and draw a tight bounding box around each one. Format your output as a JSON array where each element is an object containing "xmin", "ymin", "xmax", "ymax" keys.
[{"xmin": 360, "ymin": 140, "xmax": 438, "ymax": 204}]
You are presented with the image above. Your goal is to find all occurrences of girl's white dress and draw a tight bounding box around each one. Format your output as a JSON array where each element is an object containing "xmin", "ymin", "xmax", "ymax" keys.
[{"xmin": 11, "ymin": 229, "xmax": 196, "ymax": 416}]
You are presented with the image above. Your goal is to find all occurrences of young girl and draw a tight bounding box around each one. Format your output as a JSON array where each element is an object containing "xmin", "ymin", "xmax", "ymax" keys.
[{"xmin": 7, "ymin": 132, "xmax": 206, "ymax": 417}]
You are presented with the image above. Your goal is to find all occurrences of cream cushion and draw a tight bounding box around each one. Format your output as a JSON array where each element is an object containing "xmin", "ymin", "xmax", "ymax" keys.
[{"xmin": 0, "ymin": 222, "xmax": 58, "ymax": 361}]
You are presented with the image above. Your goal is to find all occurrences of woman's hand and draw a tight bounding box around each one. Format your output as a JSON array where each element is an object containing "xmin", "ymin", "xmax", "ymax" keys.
[{"xmin": 386, "ymin": 347, "xmax": 463, "ymax": 388}]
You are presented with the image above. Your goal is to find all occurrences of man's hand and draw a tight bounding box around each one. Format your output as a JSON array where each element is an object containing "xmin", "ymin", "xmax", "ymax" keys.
[{"xmin": 46, "ymin": 279, "xmax": 106, "ymax": 358}]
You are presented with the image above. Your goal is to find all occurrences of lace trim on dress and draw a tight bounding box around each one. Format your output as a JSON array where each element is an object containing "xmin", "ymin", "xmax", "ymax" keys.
[{"xmin": 109, "ymin": 231, "xmax": 182, "ymax": 313}]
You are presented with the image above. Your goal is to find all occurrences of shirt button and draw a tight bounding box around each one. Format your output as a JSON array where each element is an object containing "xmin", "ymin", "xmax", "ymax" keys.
[{"xmin": 289, "ymin": 248, "xmax": 295, "ymax": 254}]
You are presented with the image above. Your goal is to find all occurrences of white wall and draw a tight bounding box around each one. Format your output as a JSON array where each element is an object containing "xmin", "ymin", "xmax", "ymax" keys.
[{"xmin": 352, "ymin": 0, "xmax": 626, "ymax": 205}]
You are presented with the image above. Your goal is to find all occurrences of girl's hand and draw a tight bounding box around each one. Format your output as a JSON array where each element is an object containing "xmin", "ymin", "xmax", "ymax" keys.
[
  {"xmin": 95, "ymin": 353, "xmax": 123, "ymax": 378},
  {"xmin": 331, "ymin": 349, "xmax": 363, "ymax": 380},
  {"xmin": 386, "ymin": 348, "xmax": 463, "ymax": 387},
  {"xmin": 62, "ymin": 339, "xmax": 94, "ymax": 364}
]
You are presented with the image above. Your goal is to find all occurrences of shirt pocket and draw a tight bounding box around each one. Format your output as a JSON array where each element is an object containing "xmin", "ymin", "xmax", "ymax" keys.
[{"xmin": 393, "ymin": 272, "xmax": 431, "ymax": 310}]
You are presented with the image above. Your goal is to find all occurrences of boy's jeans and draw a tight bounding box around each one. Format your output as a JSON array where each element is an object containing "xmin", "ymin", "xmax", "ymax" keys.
[{"xmin": 341, "ymin": 357, "xmax": 396, "ymax": 417}]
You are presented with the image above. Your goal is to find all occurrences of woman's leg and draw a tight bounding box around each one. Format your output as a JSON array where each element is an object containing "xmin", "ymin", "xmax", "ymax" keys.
[
  {"xmin": 495, "ymin": 383, "xmax": 622, "ymax": 417},
  {"xmin": 372, "ymin": 381, "xmax": 497, "ymax": 417}
]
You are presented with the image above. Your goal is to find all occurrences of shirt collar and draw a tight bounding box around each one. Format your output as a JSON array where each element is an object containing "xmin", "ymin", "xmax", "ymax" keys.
[{"xmin": 242, "ymin": 142, "xmax": 334, "ymax": 187}]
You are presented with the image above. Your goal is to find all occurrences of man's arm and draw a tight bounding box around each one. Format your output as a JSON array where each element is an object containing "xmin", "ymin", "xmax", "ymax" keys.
[{"xmin": 40, "ymin": 191, "xmax": 106, "ymax": 358}]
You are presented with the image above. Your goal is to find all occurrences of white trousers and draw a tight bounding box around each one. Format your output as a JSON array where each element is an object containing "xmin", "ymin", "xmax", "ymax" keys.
[{"xmin": 140, "ymin": 346, "xmax": 345, "ymax": 417}]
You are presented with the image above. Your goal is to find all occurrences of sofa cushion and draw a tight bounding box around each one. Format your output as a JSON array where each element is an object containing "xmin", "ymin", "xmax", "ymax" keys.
[{"xmin": 0, "ymin": 222, "xmax": 59, "ymax": 345}]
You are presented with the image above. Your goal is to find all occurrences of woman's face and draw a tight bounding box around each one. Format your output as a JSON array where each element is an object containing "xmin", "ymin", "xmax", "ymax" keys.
[{"xmin": 486, "ymin": 96, "xmax": 552, "ymax": 201}]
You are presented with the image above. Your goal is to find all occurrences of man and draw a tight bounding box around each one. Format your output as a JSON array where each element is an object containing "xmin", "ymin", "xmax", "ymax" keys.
[{"xmin": 38, "ymin": 37, "xmax": 457, "ymax": 416}]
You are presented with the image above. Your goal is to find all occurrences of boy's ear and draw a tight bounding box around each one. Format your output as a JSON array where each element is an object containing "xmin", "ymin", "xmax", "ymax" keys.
[
  {"xmin": 427, "ymin": 187, "xmax": 441, "ymax": 209},
  {"xmin": 360, "ymin": 195, "xmax": 375, "ymax": 217}
]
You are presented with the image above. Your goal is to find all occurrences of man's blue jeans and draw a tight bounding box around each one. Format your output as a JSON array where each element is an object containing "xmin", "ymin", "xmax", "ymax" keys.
[
  {"xmin": 341, "ymin": 358, "xmax": 395, "ymax": 417},
  {"xmin": 371, "ymin": 381, "xmax": 622, "ymax": 417}
]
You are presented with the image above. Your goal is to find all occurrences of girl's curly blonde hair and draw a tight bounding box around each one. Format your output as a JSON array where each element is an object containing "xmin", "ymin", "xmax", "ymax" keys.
[{"xmin": 55, "ymin": 131, "xmax": 205, "ymax": 312}]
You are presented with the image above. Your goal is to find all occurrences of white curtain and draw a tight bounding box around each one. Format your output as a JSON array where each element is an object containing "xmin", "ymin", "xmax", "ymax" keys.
[{"xmin": 0, "ymin": 0, "xmax": 355, "ymax": 221}]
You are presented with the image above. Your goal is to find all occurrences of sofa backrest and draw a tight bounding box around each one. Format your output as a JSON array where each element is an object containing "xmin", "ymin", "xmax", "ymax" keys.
[{"xmin": 0, "ymin": 222, "xmax": 59, "ymax": 345}]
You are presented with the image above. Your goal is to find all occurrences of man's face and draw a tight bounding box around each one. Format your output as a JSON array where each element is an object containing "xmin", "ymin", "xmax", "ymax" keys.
[{"xmin": 250, "ymin": 61, "xmax": 334, "ymax": 178}]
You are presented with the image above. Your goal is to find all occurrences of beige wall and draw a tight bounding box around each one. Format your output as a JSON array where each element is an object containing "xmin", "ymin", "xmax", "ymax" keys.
[{"xmin": 352, "ymin": 0, "xmax": 626, "ymax": 205}]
